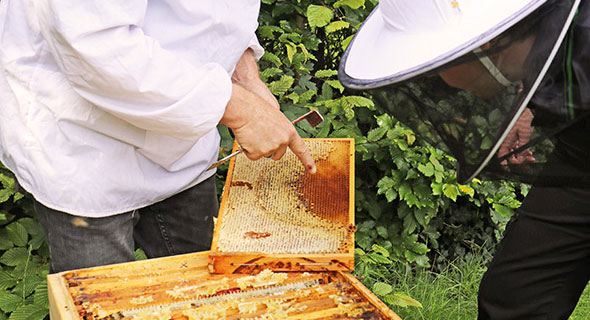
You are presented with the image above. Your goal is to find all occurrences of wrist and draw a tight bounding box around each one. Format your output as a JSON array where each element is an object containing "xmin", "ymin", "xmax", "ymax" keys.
[{"xmin": 220, "ymin": 84, "xmax": 254, "ymax": 130}]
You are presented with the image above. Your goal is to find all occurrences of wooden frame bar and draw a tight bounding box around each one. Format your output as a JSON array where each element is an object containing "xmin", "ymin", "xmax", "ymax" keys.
[{"xmin": 209, "ymin": 138, "xmax": 355, "ymax": 274}]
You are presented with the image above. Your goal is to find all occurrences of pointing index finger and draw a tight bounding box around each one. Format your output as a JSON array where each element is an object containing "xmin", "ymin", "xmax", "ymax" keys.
[{"xmin": 288, "ymin": 135, "xmax": 317, "ymax": 174}]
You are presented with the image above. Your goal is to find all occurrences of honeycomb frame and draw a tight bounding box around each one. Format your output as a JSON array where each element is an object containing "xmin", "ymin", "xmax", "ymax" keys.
[
  {"xmin": 209, "ymin": 138, "xmax": 355, "ymax": 274},
  {"xmin": 47, "ymin": 251, "xmax": 402, "ymax": 320}
]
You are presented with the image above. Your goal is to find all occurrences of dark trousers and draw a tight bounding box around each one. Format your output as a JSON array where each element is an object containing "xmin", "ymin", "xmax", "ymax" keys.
[
  {"xmin": 478, "ymin": 185, "xmax": 590, "ymax": 319},
  {"xmin": 34, "ymin": 175, "xmax": 218, "ymax": 273}
]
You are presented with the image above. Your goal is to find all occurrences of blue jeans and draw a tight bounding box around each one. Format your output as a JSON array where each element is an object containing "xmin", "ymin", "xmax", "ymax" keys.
[{"xmin": 34, "ymin": 175, "xmax": 218, "ymax": 273}]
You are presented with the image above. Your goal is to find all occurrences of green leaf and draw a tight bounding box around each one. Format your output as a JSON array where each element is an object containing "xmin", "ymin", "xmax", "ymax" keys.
[
  {"xmin": 406, "ymin": 133, "xmax": 416, "ymax": 145},
  {"xmin": 397, "ymin": 204, "xmax": 411, "ymax": 219},
  {"xmin": 341, "ymin": 95, "xmax": 374, "ymax": 109},
  {"xmin": 383, "ymin": 292, "xmax": 423, "ymax": 308},
  {"xmin": 272, "ymin": 3, "xmax": 297, "ymax": 18},
  {"xmin": 443, "ymin": 184, "xmax": 459, "ymax": 201},
  {"xmin": 405, "ymin": 169, "xmax": 419, "ymax": 180},
  {"xmin": 325, "ymin": 20, "xmax": 350, "ymax": 34},
  {"xmin": 268, "ymin": 75, "xmax": 294, "ymax": 96},
  {"xmin": 8, "ymin": 303, "xmax": 47, "ymax": 320},
  {"xmin": 417, "ymin": 163, "xmax": 434, "ymax": 177},
  {"xmin": 376, "ymin": 226, "xmax": 388, "ymax": 239},
  {"xmin": 32, "ymin": 284, "xmax": 48, "ymax": 309},
  {"xmin": 458, "ymin": 184, "xmax": 475, "ymax": 197},
  {"xmin": 278, "ymin": 32, "xmax": 302, "ymax": 44},
  {"xmin": 0, "ymin": 232, "xmax": 14, "ymax": 251},
  {"xmin": 298, "ymin": 74, "xmax": 317, "ymax": 91},
  {"xmin": 0, "ymin": 292, "xmax": 23, "ymax": 313},
  {"xmin": 411, "ymin": 242, "xmax": 429, "ymax": 255},
  {"xmin": 0, "ymin": 248, "xmax": 29, "ymax": 267},
  {"xmin": 306, "ymin": 5, "xmax": 333, "ymax": 28},
  {"xmin": 12, "ymin": 257, "xmax": 42, "ymax": 280},
  {"xmin": 27, "ymin": 234, "xmax": 45, "ymax": 252},
  {"xmin": 5, "ymin": 223, "xmax": 28, "ymax": 247},
  {"xmin": 259, "ymin": 67, "xmax": 283, "ymax": 82},
  {"xmin": 13, "ymin": 275, "xmax": 43, "ymax": 299},
  {"xmin": 334, "ymin": 0, "xmax": 365, "ymax": 9},
  {"xmin": 404, "ymin": 250, "xmax": 416, "ymax": 263},
  {"xmin": 434, "ymin": 170, "xmax": 444, "ymax": 183},
  {"xmin": 492, "ymin": 203, "xmax": 513, "ymax": 219},
  {"xmin": 298, "ymin": 90, "xmax": 316, "ymax": 104},
  {"xmin": 316, "ymin": 121, "xmax": 331, "ymax": 138},
  {"xmin": 315, "ymin": 69, "xmax": 338, "ymax": 78},
  {"xmin": 375, "ymin": 113, "xmax": 392, "ymax": 127},
  {"xmin": 430, "ymin": 182, "xmax": 443, "ymax": 196},
  {"xmin": 261, "ymin": 52, "xmax": 282, "ymax": 67},
  {"xmin": 367, "ymin": 252, "xmax": 392, "ymax": 264},
  {"xmin": 403, "ymin": 214, "xmax": 418, "ymax": 234},
  {"xmin": 342, "ymin": 34, "xmax": 354, "ymax": 50},
  {"xmin": 0, "ymin": 271, "xmax": 17, "ymax": 291},
  {"xmin": 367, "ymin": 126, "xmax": 388, "ymax": 142},
  {"xmin": 285, "ymin": 42, "xmax": 296, "ymax": 63},
  {"xmin": 385, "ymin": 189, "xmax": 398, "ymax": 202},
  {"xmin": 134, "ymin": 248, "xmax": 147, "ymax": 261},
  {"xmin": 0, "ymin": 190, "xmax": 14, "ymax": 204},
  {"xmin": 326, "ymin": 80, "xmax": 344, "ymax": 93},
  {"xmin": 481, "ymin": 136, "xmax": 493, "ymax": 150},
  {"xmin": 257, "ymin": 25, "xmax": 283, "ymax": 40},
  {"xmin": 371, "ymin": 244, "xmax": 390, "ymax": 258},
  {"xmin": 285, "ymin": 92, "xmax": 299, "ymax": 103},
  {"xmin": 398, "ymin": 183, "xmax": 411, "ymax": 201},
  {"xmin": 372, "ymin": 282, "xmax": 393, "ymax": 296},
  {"xmin": 319, "ymin": 82, "xmax": 333, "ymax": 101},
  {"xmin": 357, "ymin": 220, "xmax": 375, "ymax": 233}
]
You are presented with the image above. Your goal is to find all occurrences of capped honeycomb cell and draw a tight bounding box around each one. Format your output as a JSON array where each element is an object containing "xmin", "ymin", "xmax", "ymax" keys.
[{"xmin": 213, "ymin": 139, "xmax": 354, "ymax": 255}]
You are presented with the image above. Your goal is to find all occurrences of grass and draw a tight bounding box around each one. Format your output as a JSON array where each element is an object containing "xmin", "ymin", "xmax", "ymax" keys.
[
  {"xmin": 383, "ymin": 255, "xmax": 486, "ymax": 320},
  {"xmin": 370, "ymin": 254, "xmax": 590, "ymax": 320},
  {"xmin": 570, "ymin": 285, "xmax": 590, "ymax": 320}
]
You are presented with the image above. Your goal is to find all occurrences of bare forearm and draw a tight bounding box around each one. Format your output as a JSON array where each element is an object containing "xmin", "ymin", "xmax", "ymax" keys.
[{"xmin": 231, "ymin": 49, "xmax": 280, "ymax": 109}]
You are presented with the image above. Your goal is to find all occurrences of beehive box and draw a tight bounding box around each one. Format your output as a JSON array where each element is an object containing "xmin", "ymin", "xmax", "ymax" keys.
[
  {"xmin": 47, "ymin": 251, "xmax": 402, "ymax": 320},
  {"xmin": 209, "ymin": 138, "xmax": 355, "ymax": 274}
]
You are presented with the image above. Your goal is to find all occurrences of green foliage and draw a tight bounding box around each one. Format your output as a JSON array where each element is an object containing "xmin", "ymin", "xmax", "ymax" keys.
[
  {"xmin": 0, "ymin": 167, "xmax": 49, "ymax": 320},
  {"xmin": 355, "ymin": 246, "xmax": 423, "ymax": 309},
  {"xmin": 251, "ymin": 0, "xmax": 527, "ymax": 276}
]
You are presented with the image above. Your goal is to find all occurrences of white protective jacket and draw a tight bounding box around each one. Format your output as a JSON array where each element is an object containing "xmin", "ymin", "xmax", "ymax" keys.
[{"xmin": 0, "ymin": 0, "xmax": 263, "ymax": 216}]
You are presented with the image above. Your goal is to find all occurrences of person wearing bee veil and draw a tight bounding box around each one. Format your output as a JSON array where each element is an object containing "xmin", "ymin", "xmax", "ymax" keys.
[{"xmin": 339, "ymin": 0, "xmax": 590, "ymax": 318}]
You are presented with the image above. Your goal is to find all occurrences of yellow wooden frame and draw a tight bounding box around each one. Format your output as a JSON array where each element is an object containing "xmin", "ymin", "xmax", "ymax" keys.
[{"xmin": 209, "ymin": 138, "xmax": 355, "ymax": 274}]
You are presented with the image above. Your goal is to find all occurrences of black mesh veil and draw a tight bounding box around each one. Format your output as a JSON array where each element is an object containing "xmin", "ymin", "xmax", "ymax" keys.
[{"xmin": 340, "ymin": 0, "xmax": 590, "ymax": 186}]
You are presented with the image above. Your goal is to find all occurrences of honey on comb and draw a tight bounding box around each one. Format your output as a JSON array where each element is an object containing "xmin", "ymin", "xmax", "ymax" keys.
[
  {"xmin": 60, "ymin": 268, "xmax": 392, "ymax": 320},
  {"xmin": 214, "ymin": 139, "xmax": 354, "ymax": 255},
  {"xmin": 296, "ymin": 141, "xmax": 350, "ymax": 224}
]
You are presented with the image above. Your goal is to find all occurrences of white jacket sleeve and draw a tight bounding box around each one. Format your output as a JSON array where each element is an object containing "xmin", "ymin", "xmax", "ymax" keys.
[
  {"xmin": 33, "ymin": 0, "xmax": 231, "ymax": 143},
  {"xmin": 248, "ymin": 34, "xmax": 265, "ymax": 61}
]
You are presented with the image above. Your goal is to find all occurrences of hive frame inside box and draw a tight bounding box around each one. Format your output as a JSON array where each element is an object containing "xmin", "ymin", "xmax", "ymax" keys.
[
  {"xmin": 209, "ymin": 138, "xmax": 355, "ymax": 274},
  {"xmin": 47, "ymin": 251, "xmax": 402, "ymax": 320}
]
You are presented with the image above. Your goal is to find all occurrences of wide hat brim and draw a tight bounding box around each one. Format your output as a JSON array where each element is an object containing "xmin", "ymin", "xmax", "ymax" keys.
[{"xmin": 339, "ymin": 0, "xmax": 546, "ymax": 89}]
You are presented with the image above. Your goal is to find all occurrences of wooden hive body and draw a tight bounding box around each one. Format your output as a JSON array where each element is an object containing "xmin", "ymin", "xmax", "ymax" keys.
[
  {"xmin": 47, "ymin": 251, "xmax": 402, "ymax": 320},
  {"xmin": 209, "ymin": 138, "xmax": 355, "ymax": 274}
]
